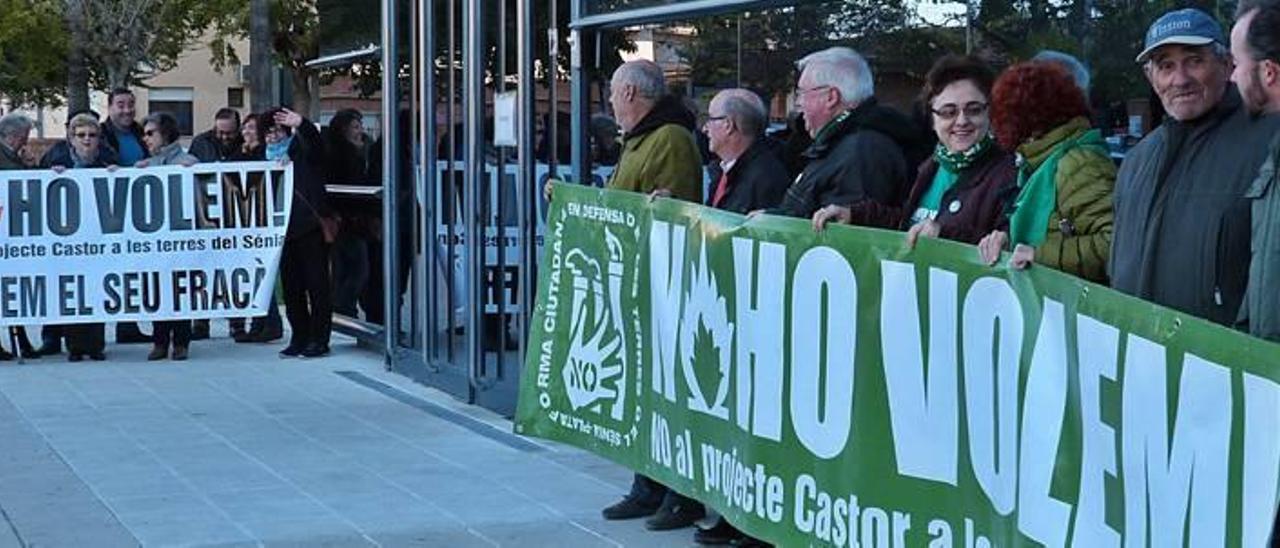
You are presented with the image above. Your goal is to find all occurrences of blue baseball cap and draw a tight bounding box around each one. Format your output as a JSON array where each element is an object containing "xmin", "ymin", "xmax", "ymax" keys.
[{"xmin": 1135, "ymin": 8, "xmax": 1226, "ymax": 63}]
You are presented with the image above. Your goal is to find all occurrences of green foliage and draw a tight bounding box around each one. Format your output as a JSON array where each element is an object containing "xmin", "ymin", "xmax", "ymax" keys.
[
  {"xmin": 972, "ymin": 0, "xmax": 1237, "ymax": 117},
  {"xmin": 683, "ymin": 0, "xmax": 1244, "ymax": 121},
  {"xmin": 0, "ymin": 0, "xmax": 68, "ymax": 105},
  {"xmin": 684, "ymin": 1, "xmax": 938, "ymax": 99}
]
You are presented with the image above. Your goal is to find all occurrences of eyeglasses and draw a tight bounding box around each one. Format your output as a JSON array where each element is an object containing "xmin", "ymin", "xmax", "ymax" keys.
[
  {"xmin": 143, "ymin": 129, "xmax": 157, "ymax": 137},
  {"xmin": 794, "ymin": 85, "xmax": 832, "ymax": 98},
  {"xmin": 706, "ymin": 115, "xmax": 728, "ymax": 123},
  {"xmin": 73, "ymin": 132, "xmax": 99, "ymax": 139},
  {"xmin": 932, "ymin": 102, "xmax": 989, "ymax": 120}
]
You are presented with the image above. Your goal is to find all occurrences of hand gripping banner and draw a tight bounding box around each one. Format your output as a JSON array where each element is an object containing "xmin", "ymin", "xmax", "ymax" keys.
[
  {"xmin": 0, "ymin": 162, "xmax": 291, "ymax": 325},
  {"xmin": 517, "ymin": 183, "xmax": 1280, "ymax": 547}
]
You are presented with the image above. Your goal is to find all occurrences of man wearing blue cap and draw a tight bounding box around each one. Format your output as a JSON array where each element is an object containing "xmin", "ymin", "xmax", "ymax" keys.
[{"xmin": 1110, "ymin": 8, "xmax": 1280, "ymax": 326}]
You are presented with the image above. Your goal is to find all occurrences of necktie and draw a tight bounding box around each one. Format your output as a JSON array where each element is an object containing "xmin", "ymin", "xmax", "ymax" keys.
[{"xmin": 711, "ymin": 171, "xmax": 730, "ymax": 207}]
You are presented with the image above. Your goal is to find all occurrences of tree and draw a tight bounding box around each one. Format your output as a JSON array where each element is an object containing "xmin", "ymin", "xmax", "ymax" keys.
[
  {"xmin": 60, "ymin": 0, "xmax": 245, "ymax": 106},
  {"xmin": 682, "ymin": 1, "xmax": 926, "ymax": 100},
  {"xmin": 249, "ymin": 0, "xmax": 274, "ymax": 113},
  {"xmin": 0, "ymin": 0, "xmax": 68, "ymax": 107},
  {"xmin": 206, "ymin": 0, "xmax": 327, "ymax": 116},
  {"xmin": 270, "ymin": 0, "xmax": 321, "ymax": 116}
]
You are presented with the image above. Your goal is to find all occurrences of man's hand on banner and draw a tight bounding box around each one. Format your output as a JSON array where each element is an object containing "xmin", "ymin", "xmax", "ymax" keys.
[
  {"xmin": 647, "ymin": 188, "xmax": 672, "ymax": 202},
  {"xmin": 106, "ymin": 164, "xmax": 119, "ymax": 172},
  {"xmin": 50, "ymin": 165, "xmax": 66, "ymax": 174},
  {"xmin": 978, "ymin": 230, "xmax": 1009, "ymax": 266},
  {"xmin": 812, "ymin": 204, "xmax": 852, "ymax": 231},
  {"xmin": 1010, "ymin": 243, "xmax": 1035, "ymax": 270},
  {"xmin": 906, "ymin": 219, "xmax": 941, "ymax": 248},
  {"xmin": 135, "ymin": 159, "xmax": 151, "ymax": 168}
]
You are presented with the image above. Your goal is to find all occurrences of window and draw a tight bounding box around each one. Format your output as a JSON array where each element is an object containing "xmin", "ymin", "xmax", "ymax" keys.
[
  {"xmin": 148, "ymin": 87, "xmax": 195, "ymax": 136},
  {"xmin": 227, "ymin": 88, "xmax": 245, "ymax": 109}
]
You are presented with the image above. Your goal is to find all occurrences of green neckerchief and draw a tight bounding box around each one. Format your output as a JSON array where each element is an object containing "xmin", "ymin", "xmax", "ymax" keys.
[
  {"xmin": 812, "ymin": 110, "xmax": 853, "ymax": 146},
  {"xmin": 1008, "ymin": 123, "xmax": 1106, "ymax": 248},
  {"xmin": 934, "ymin": 133, "xmax": 994, "ymax": 173}
]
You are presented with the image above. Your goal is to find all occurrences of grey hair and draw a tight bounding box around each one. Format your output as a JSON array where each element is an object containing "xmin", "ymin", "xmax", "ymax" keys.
[
  {"xmin": 612, "ymin": 60, "xmax": 667, "ymax": 100},
  {"xmin": 715, "ymin": 89, "xmax": 768, "ymax": 137},
  {"xmin": 1033, "ymin": 50, "xmax": 1091, "ymax": 94},
  {"xmin": 797, "ymin": 47, "xmax": 875, "ymax": 106},
  {"xmin": 0, "ymin": 113, "xmax": 34, "ymax": 140},
  {"xmin": 1142, "ymin": 42, "xmax": 1231, "ymax": 72}
]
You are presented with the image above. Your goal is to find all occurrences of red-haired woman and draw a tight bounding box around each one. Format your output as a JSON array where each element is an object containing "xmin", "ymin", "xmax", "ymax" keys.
[{"xmin": 977, "ymin": 61, "xmax": 1115, "ymax": 283}]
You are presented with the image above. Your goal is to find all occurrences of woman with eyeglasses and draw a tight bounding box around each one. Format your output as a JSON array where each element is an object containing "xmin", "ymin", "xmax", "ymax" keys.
[
  {"xmin": 813, "ymin": 55, "xmax": 1017, "ymax": 247},
  {"xmin": 41, "ymin": 113, "xmax": 120, "ymax": 362},
  {"xmin": 137, "ymin": 112, "xmax": 199, "ymax": 361},
  {"xmin": 977, "ymin": 61, "xmax": 1115, "ymax": 283}
]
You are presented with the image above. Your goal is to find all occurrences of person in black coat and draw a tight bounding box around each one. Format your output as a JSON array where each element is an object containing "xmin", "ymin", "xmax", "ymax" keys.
[
  {"xmin": 777, "ymin": 47, "xmax": 929, "ymax": 220},
  {"xmin": 262, "ymin": 107, "xmax": 335, "ymax": 358},
  {"xmin": 188, "ymin": 107, "xmax": 244, "ymax": 340},
  {"xmin": 691, "ymin": 88, "xmax": 788, "ymax": 546},
  {"xmin": 703, "ymin": 90, "xmax": 790, "ymax": 215},
  {"xmin": 323, "ymin": 109, "xmax": 380, "ymax": 322}
]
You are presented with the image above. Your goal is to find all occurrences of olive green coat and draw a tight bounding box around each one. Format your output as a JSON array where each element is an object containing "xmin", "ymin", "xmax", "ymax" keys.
[
  {"xmin": 1016, "ymin": 117, "xmax": 1116, "ymax": 283},
  {"xmin": 610, "ymin": 123, "xmax": 703, "ymax": 202}
]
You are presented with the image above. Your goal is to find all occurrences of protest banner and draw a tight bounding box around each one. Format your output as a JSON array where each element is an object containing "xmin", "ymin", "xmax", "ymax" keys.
[
  {"xmin": 0, "ymin": 161, "xmax": 291, "ymax": 326},
  {"xmin": 516, "ymin": 183, "xmax": 1280, "ymax": 547}
]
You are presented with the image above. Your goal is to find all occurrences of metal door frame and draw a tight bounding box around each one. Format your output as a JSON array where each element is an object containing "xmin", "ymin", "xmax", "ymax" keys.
[{"xmin": 381, "ymin": 0, "xmax": 540, "ymax": 416}]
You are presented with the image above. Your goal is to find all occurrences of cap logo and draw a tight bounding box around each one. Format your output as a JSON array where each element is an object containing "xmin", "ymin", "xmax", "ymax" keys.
[{"xmin": 1150, "ymin": 19, "xmax": 1192, "ymax": 40}]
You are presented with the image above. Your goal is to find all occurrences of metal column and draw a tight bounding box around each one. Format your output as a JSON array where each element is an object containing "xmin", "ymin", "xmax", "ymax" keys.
[
  {"xmin": 380, "ymin": 0, "xmax": 400, "ymax": 360},
  {"xmin": 464, "ymin": 0, "xmax": 485, "ymax": 391},
  {"xmin": 570, "ymin": 0, "xmax": 588, "ymax": 186}
]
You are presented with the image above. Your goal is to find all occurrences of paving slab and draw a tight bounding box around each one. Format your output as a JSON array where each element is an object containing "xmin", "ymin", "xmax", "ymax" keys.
[{"xmin": 0, "ymin": 329, "xmax": 696, "ymax": 547}]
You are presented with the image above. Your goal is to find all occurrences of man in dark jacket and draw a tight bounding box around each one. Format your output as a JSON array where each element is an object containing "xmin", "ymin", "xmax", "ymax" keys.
[
  {"xmin": 1229, "ymin": 4, "xmax": 1280, "ymax": 543},
  {"xmin": 777, "ymin": 46, "xmax": 928, "ymax": 221},
  {"xmin": 189, "ymin": 107, "xmax": 246, "ymax": 339},
  {"xmin": 1110, "ymin": 8, "xmax": 1280, "ymax": 326},
  {"xmin": 189, "ymin": 108, "xmax": 243, "ymax": 163},
  {"xmin": 689, "ymin": 84, "xmax": 782, "ymax": 548},
  {"xmin": 703, "ymin": 89, "xmax": 789, "ymax": 214},
  {"xmin": 102, "ymin": 88, "xmax": 153, "ymax": 343},
  {"xmin": 1235, "ymin": 0, "xmax": 1280, "ymax": 343},
  {"xmin": 0, "ymin": 114, "xmax": 39, "ymax": 360}
]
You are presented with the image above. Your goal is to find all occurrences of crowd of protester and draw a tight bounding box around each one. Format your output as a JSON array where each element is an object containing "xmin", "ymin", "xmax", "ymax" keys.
[
  {"xmin": 544, "ymin": 4, "xmax": 1280, "ymax": 546},
  {"xmin": 0, "ymin": 90, "xmax": 379, "ymax": 362},
  {"xmin": 3, "ymin": 3, "xmax": 1280, "ymax": 543}
]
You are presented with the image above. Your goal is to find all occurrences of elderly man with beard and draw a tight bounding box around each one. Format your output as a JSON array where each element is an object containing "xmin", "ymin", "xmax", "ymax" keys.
[
  {"xmin": 1233, "ymin": 1, "xmax": 1280, "ymax": 343},
  {"xmin": 1110, "ymin": 8, "xmax": 1280, "ymax": 326}
]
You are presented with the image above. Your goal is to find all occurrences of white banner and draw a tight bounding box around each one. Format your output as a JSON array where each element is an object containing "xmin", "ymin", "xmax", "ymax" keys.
[{"xmin": 0, "ymin": 161, "xmax": 292, "ymax": 325}]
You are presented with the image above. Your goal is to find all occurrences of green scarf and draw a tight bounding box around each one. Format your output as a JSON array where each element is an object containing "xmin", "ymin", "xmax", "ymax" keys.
[
  {"xmin": 1008, "ymin": 125, "xmax": 1106, "ymax": 248},
  {"xmin": 934, "ymin": 134, "xmax": 994, "ymax": 174},
  {"xmin": 812, "ymin": 110, "xmax": 853, "ymax": 146}
]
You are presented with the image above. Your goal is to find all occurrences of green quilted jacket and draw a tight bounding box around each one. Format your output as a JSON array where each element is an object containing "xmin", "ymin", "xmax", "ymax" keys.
[
  {"xmin": 608, "ymin": 96, "xmax": 703, "ymax": 202},
  {"xmin": 1015, "ymin": 117, "xmax": 1116, "ymax": 283}
]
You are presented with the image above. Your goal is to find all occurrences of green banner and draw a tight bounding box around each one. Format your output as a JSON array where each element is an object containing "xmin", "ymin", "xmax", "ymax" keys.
[{"xmin": 516, "ymin": 184, "xmax": 1280, "ymax": 547}]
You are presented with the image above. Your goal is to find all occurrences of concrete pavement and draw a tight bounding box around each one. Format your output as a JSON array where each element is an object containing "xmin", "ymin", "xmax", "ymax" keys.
[{"xmin": 0, "ymin": 330, "xmax": 697, "ymax": 547}]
